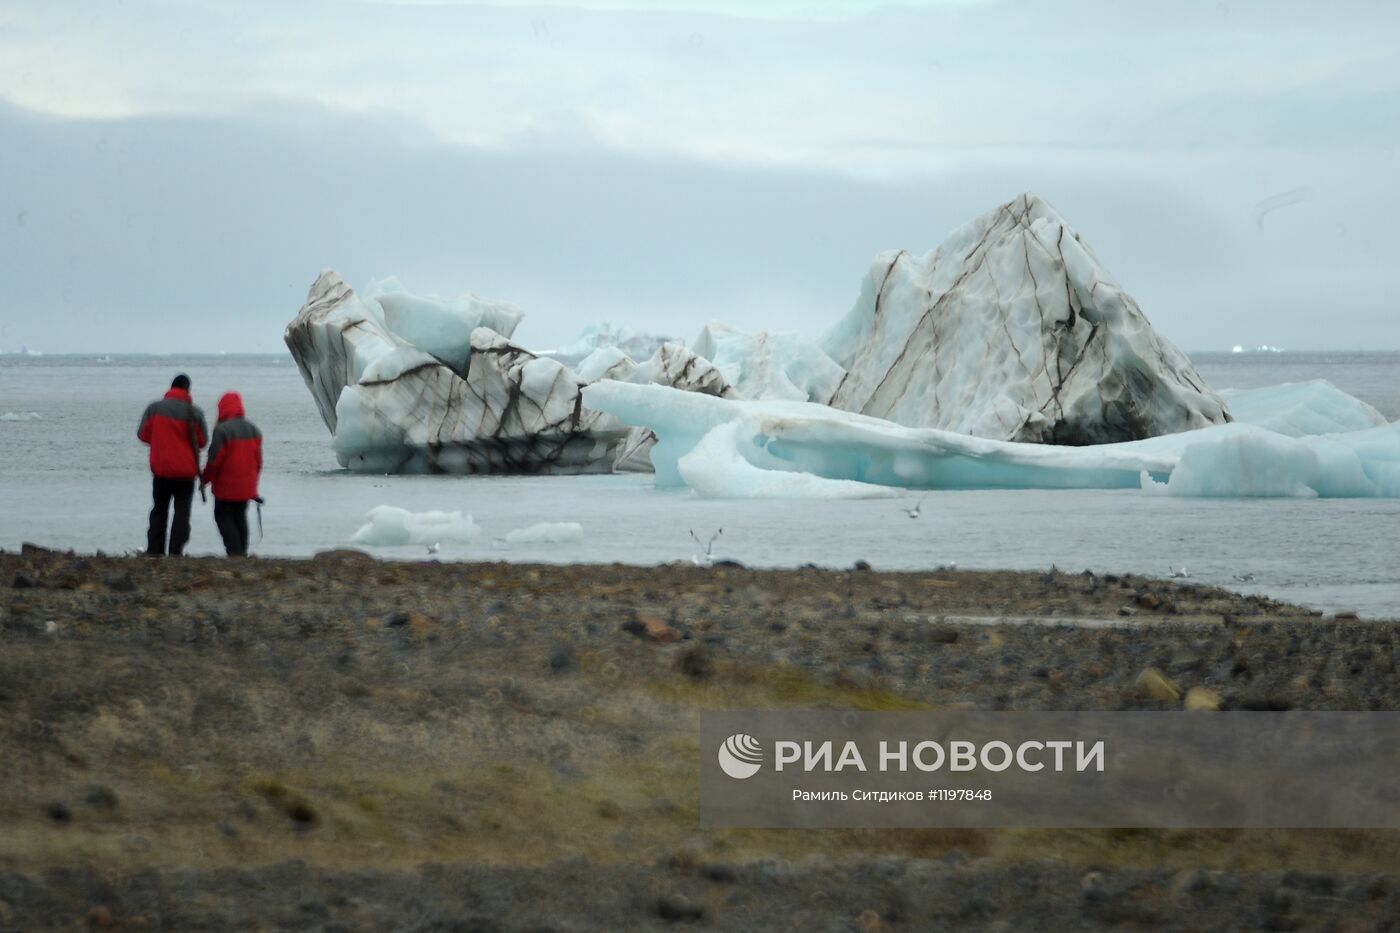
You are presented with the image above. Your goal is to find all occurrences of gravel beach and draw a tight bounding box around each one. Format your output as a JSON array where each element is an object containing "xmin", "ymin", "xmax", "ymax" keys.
[{"xmin": 3, "ymin": 546, "xmax": 1398, "ymax": 931}]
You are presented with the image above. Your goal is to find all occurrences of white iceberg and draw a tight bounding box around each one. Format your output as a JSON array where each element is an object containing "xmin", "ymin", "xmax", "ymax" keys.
[
  {"xmin": 582, "ymin": 380, "xmax": 1400, "ymax": 500},
  {"xmin": 1158, "ymin": 430, "xmax": 1382, "ymax": 499},
  {"xmin": 822, "ymin": 194, "xmax": 1230, "ymax": 443},
  {"xmin": 503, "ymin": 521, "xmax": 585, "ymax": 545},
  {"xmin": 286, "ymin": 271, "xmax": 734, "ymax": 474},
  {"xmin": 285, "ymin": 193, "xmax": 1263, "ymax": 478},
  {"xmin": 1220, "ymin": 380, "xmax": 1387, "ymax": 437},
  {"xmin": 349, "ymin": 505, "xmax": 483, "ymax": 547},
  {"xmin": 287, "ymin": 194, "xmax": 1258, "ymax": 476},
  {"xmin": 0, "ymin": 411, "xmax": 42, "ymax": 422}
]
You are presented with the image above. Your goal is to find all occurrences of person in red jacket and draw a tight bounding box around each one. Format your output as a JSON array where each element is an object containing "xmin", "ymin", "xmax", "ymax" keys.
[
  {"xmin": 137, "ymin": 374, "xmax": 208, "ymax": 556},
  {"xmin": 201, "ymin": 391, "xmax": 263, "ymax": 557}
]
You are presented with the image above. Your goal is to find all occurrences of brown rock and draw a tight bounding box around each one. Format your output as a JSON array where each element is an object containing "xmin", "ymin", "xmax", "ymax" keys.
[
  {"xmin": 312, "ymin": 549, "xmax": 375, "ymax": 563},
  {"xmin": 655, "ymin": 894, "xmax": 705, "ymax": 921},
  {"xmin": 676, "ymin": 646, "xmax": 712, "ymax": 678},
  {"xmin": 625, "ymin": 611, "xmax": 680, "ymax": 644},
  {"xmin": 85, "ymin": 905, "xmax": 114, "ymax": 928},
  {"xmin": 858, "ymin": 909, "xmax": 889, "ymax": 932},
  {"xmin": 1135, "ymin": 667, "xmax": 1181, "ymax": 702},
  {"xmin": 1184, "ymin": 686, "xmax": 1222, "ymax": 711},
  {"xmin": 103, "ymin": 571, "xmax": 136, "ymax": 592},
  {"xmin": 1135, "ymin": 592, "xmax": 1161, "ymax": 610}
]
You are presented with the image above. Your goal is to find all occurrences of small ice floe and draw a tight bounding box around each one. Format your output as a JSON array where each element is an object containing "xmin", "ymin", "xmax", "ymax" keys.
[
  {"xmin": 503, "ymin": 522, "xmax": 584, "ymax": 545},
  {"xmin": 690, "ymin": 528, "xmax": 723, "ymax": 566},
  {"xmin": 1169, "ymin": 566, "xmax": 1189, "ymax": 579},
  {"xmin": 1233, "ymin": 573, "xmax": 1256, "ymax": 583},
  {"xmin": 0, "ymin": 411, "xmax": 42, "ymax": 422},
  {"xmin": 349, "ymin": 505, "xmax": 481, "ymax": 547}
]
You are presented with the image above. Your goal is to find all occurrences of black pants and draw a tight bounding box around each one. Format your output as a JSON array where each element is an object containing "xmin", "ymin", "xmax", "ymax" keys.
[
  {"xmin": 147, "ymin": 477, "xmax": 195, "ymax": 556},
  {"xmin": 214, "ymin": 499, "xmax": 251, "ymax": 557}
]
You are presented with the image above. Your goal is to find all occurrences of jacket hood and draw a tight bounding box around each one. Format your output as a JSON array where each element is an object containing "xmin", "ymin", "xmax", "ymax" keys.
[
  {"xmin": 164, "ymin": 387, "xmax": 192, "ymax": 403},
  {"xmin": 217, "ymin": 392, "xmax": 245, "ymax": 421}
]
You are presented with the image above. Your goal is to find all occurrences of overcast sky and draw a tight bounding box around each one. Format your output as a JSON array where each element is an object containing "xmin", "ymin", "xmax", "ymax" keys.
[{"xmin": 1, "ymin": 0, "xmax": 1397, "ymax": 354}]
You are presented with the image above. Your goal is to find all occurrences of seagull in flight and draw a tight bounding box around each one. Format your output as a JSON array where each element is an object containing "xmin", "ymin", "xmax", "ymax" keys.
[
  {"xmin": 1168, "ymin": 566, "xmax": 1189, "ymax": 579},
  {"xmin": 426, "ymin": 542, "xmax": 441, "ymax": 556},
  {"xmin": 690, "ymin": 528, "xmax": 723, "ymax": 566},
  {"xmin": 904, "ymin": 495, "xmax": 928, "ymax": 519}
]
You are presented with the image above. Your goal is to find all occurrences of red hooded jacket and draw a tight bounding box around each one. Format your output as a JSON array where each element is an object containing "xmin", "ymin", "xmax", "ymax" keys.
[
  {"xmin": 137, "ymin": 387, "xmax": 208, "ymax": 480},
  {"xmin": 202, "ymin": 393, "xmax": 263, "ymax": 502}
]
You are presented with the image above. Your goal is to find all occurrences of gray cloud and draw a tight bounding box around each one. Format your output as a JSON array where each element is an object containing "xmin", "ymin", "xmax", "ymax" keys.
[{"xmin": 0, "ymin": 0, "xmax": 1396, "ymax": 353}]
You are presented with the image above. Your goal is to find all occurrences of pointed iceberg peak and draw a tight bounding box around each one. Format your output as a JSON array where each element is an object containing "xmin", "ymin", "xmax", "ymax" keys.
[{"xmin": 822, "ymin": 192, "xmax": 1230, "ymax": 444}]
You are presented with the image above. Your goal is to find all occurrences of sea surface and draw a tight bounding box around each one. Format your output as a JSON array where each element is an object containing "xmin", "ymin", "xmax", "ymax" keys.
[{"xmin": 1, "ymin": 351, "xmax": 1398, "ymax": 618}]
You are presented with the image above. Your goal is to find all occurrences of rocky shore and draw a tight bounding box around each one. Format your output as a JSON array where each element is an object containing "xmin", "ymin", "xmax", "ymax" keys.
[{"xmin": 3, "ymin": 546, "xmax": 1398, "ymax": 931}]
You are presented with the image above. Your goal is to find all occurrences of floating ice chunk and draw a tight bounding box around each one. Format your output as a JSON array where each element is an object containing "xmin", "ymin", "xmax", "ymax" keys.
[
  {"xmin": 678, "ymin": 421, "xmax": 902, "ymax": 499},
  {"xmin": 583, "ymin": 380, "xmax": 1400, "ymax": 500},
  {"xmin": 584, "ymin": 380, "xmax": 1172, "ymax": 491},
  {"xmin": 288, "ymin": 270, "xmax": 743, "ymax": 475},
  {"xmin": 692, "ymin": 321, "xmax": 845, "ymax": 402},
  {"xmin": 349, "ymin": 505, "xmax": 482, "ymax": 547},
  {"xmin": 503, "ymin": 521, "xmax": 585, "ymax": 544},
  {"xmin": 1220, "ymin": 380, "xmax": 1387, "ymax": 437},
  {"xmin": 1165, "ymin": 431, "xmax": 1323, "ymax": 498},
  {"xmin": 1162, "ymin": 423, "xmax": 1397, "ymax": 499},
  {"xmin": 0, "ymin": 411, "xmax": 41, "ymax": 422},
  {"xmin": 364, "ymin": 276, "xmax": 524, "ymax": 374}
]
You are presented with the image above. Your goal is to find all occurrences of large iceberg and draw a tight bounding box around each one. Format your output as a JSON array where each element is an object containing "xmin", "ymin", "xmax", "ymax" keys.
[
  {"xmin": 822, "ymin": 194, "xmax": 1230, "ymax": 443},
  {"xmin": 285, "ymin": 271, "xmax": 733, "ymax": 473},
  {"xmin": 581, "ymin": 380, "xmax": 1400, "ymax": 500},
  {"xmin": 288, "ymin": 194, "xmax": 1383, "ymax": 487}
]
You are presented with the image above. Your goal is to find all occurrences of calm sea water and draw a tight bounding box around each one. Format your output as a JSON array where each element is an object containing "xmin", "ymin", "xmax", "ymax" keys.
[{"xmin": 1, "ymin": 351, "xmax": 1398, "ymax": 618}]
